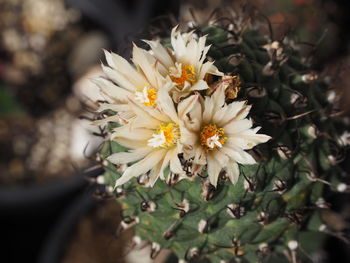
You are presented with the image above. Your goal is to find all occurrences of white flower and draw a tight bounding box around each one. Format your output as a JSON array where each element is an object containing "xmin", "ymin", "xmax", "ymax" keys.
[
  {"xmin": 107, "ymin": 85, "xmax": 198, "ymax": 187},
  {"xmin": 92, "ymin": 47, "xmax": 165, "ymax": 126},
  {"xmin": 144, "ymin": 26, "xmax": 223, "ymax": 101},
  {"xmin": 93, "ymin": 26, "xmax": 222, "ymax": 127},
  {"xmin": 181, "ymin": 86, "xmax": 271, "ymax": 187}
]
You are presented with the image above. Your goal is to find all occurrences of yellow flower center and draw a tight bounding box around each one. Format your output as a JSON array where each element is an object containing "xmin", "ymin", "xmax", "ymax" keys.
[
  {"xmin": 170, "ymin": 64, "xmax": 196, "ymax": 87},
  {"xmin": 134, "ymin": 86, "xmax": 157, "ymax": 106},
  {"xmin": 200, "ymin": 124, "xmax": 227, "ymax": 152},
  {"xmin": 147, "ymin": 123, "xmax": 179, "ymax": 148}
]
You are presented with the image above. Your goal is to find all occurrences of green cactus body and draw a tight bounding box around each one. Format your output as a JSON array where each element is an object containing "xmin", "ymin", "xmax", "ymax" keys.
[{"xmin": 99, "ymin": 24, "xmax": 347, "ymax": 263}]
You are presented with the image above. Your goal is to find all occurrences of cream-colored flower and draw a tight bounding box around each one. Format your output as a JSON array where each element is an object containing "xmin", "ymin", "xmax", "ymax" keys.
[
  {"xmin": 93, "ymin": 26, "xmax": 222, "ymax": 126},
  {"xmin": 145, "ymin": 26, "xmax": 223, "ymax": 102},
  {"xmin": 108, "ymin": 84, "xmax": 198, "ymax": 187},
  {"xmin": 92, "ymin": 48, "xmax": 166, "ymax": 126},
  {"xmin": 181, "ymin": 86, "xmax": 271, "ymax": 187}
]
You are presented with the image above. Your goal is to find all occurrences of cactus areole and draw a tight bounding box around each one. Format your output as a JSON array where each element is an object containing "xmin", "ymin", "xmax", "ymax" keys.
[{"xmin": 92, "ymin": 20, "xmax": 348, "ymax": 263}]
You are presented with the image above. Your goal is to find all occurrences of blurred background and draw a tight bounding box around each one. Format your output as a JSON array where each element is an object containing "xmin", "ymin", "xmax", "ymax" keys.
[{"xmin": 0, "ymin": 0, "xmax": 350, "ymax": 263}]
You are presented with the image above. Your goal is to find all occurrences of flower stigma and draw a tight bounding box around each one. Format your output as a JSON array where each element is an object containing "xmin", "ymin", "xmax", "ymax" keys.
[
  {"xmin": 169, "ymin": 63, "xmax": 196, "ymax": 87},
  {"xmin": 148, "ymin": 123, "xmax": 179, "ymax": 148},
  {"xmin": 200, "ymin": 124, "xmax": 227, "ymax": 152},
  {"xmin": 135, "ymin": 86, "xmax": 157, "ymax": 106}
]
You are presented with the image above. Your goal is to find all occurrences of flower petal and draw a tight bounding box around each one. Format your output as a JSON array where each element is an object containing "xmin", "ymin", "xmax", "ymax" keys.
[
  {"xmin": 202, "ymin": 96, "xmax": 214, "ymax": 124},
  {"xmin": 216, "ymin": 101, "xmax": 247, "ymax": 127},
  {"xmin": 102, "ymin": 64, "xmax": 136, "ymax": 91},
  {"xmin": 212, "ymin": 150, "xmax": 229, "ymax": 167},
  {"xmin": 224, "ymin": 119, "xmax": 253, "ymax": 134},
  {"xmin": 132, "ymin": 45, "xmax": 166, "ymax": 87},
  {"xmin": 178, "ymin": 93, "xmax": 199, "ymax": 120},
  {"xmin": 107, "ymin": 147, "xmax": 153, "ymax": 164},
  {"xmin": 225, "ymin": 162, "xmax": 240, "ymax": 185},
  {"xmin": 207, "ymin": 154, "xmax": 221, "ymax": 187},
  {"xmin": 114, "ymin": 149, "xmax": 166, "ymax": 187},
  {"xmin": 189, "ymin": 79, "xmax": 209, "ymax": 92},
  {"xmin": 149, "ymin": 159, "xmax": 164, "ymax": 187},
  {"xmin": 92, "ymin": 77, "xmax": 131, "ymax": 102},
  {"xmin": 157, "ymin": 82, "xmax": 179, "ymax": 122},
  {"xmin": 220, "ymin": 146, "xmax": 256, "ymax": 165},
  {"xmin": 128, "ymin": 98, "xmax": 170, "ymax": 123},
  {"xmin": 227, "ymin": 129, "xmax": 271, "ymax": 150},
  {"xmin": 114, "ymin": 137, "xmax": 147, "ymax": 149},
  {"xmin": 234, "ymin": 105, "xmax": 252, "ymax": 121},
  {"xmin": 170, "ymin": 152, "xmax": 184, "ymax": 174},
  {"xmin": 111, "ymin": 125, "xmax": 154, "ymax": 141},
  {"xmin": 212, "ymin": 85, "xmax": 226, "ymax": 110},
  {"xmin": 104, "ymin": 50, "xmax": 146, "ymax": 86},
  {"xmin": 144, "ymin": 40, "xmax": 174, "ymax": 69}
]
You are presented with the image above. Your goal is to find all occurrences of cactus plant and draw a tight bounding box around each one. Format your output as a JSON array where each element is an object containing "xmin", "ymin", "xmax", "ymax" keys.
[{"xmin": 92, "ymin": 9, "xmax": 349, "ymax": 263}]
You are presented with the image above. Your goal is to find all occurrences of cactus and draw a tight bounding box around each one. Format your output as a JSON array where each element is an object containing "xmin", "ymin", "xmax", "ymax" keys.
[{"xmin": 93, "ymin": 12, "xmax": 349, "ymax": 263}]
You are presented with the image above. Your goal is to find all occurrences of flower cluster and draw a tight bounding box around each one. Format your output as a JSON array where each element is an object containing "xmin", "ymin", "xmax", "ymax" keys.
[{"xmin": 94, "ymin": 26, "xmax": 271, "ymax": 188}]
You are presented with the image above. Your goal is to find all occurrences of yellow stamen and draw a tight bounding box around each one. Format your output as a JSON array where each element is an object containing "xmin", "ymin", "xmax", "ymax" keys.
[
  {"xmin": 143, "ymin": 88, "xmax": 157, "ymax": 106},
  {"xmin": 134, "ymin": 86, "xmax": 157, "ymax": 106},
  {"xmin": 170, "ymin": 64, "xmax": 196, "ymax": 87},
  {"xmin": 200, "ymin": 124, "xmax": 227, "ymax": 152},
  {"xmin": 147, "ymin": 123, "xmax": 179, "ymax": 148}
]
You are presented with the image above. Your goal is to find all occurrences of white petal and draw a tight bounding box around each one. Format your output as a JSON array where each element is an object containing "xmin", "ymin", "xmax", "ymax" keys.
[
  {"xmin": 114, "ymin": 149, "xmax": 165, "ymax": 187},
  {"xmin": 220, "ymin": 146, "xmax": 256, "ymax": 165},
  {"xmin": 178, "ymin": 93, "xmax": 199, "ymax": 120},
  {"xmin": 197, "ymin": 36, "xmax": 209, "ymax": 64},
  {"xmin": 128, "ymin": 98, "xmax": 170, "ymax": 123},
  {"xmin": 206, "ymin": 63, "xmax": 223, "ymax": 76},
  {"xmin": 114, "ymin": 137, "xmax": 147, "ymax": 149},
  {"xmin": 194, "ymin": 147, "xmax": 206, "ymax": 165},
  {"xmin": 227, "ymin": 130, "xmax": 271, "ymax": 150},
  {"xmin": 102, "ymin": 64, "xmax": 136, "ymax": 91},
  {"xmin": 225, "ymin": 162, "xmax": 240, "ymax": 185},
  {"xmin": 119, "ymin": 111, "xmax": 135, "ymax": 121},
  {"xmin": 157, "ymin": 82, "xmax": 178, "ymax": 122},
  {"xmin": 183, "ymin": 38, "xmax": 199, "ymax": 66},
  {"xmin": 207, "ymin": 154, "xmax": 221, "ymax": 187},
  {"xmin": 212, "ymin": 105, "xmax": 227, "ymax": 124},
  {"xmin": 198, "ymin": 61, "xmax": 214, "ymax": 80},
  {"xmin": 104, "ymin": 50, "xmax": 146, "ymax": 85},
  {"xmin": 216, "ymin": 101, "xmax": 247, "ymax": 127},
  {"xmin": 107, "ymin": 147, "xmax": 152, "ymax": 164},
  {"xmin": 202, "ymin": 96, "xmax": 214, "ymax": 124},
  {"xmin": 158, "ymin": 149, "xmax": 175, "ymax": 180},
  {"xmin": 144, "ymin": 40, "xmax": 174, "ymax": 69},
  {"xmin": 170, "ymin": 152, "xmax": 184, "ymax": 174},
  {"xmin": 235, "ymin": 105, "xmax": 252, "ymax": 121},
  {"xmin": 212, "ymin": 85, "xmax": 226, "ymax": 110},
  {"xmin": 132, "ymin": 45, "xmax": 165, "ymax": 87},
  {"xmin": 171, "ymin": 26, "xmax": 190, "ymax": 59},
  {"xmin": 180, "ymin": 125, "xmax": 198, "ymax": 145},
  {"xmin": 92, "ymin": 77, "xmax": 132, "ymax": 102},
  {"xmin": 224, "ymin": 119, "xmax": 253, "ymax": 134},
  {"xmin": 112, "ymin": 125, "xmax": 154, "ymax": 141},
  {"xmin": 149, "ymin": 159, "xmax": 164, "ymax": 187},
  {"xmin": 212, "ymin": 150, "xmax": 229, "ymax": 167},
  {"xmin": 189, "ymin": 79, "xmax": 209, "ymax": 92}
]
